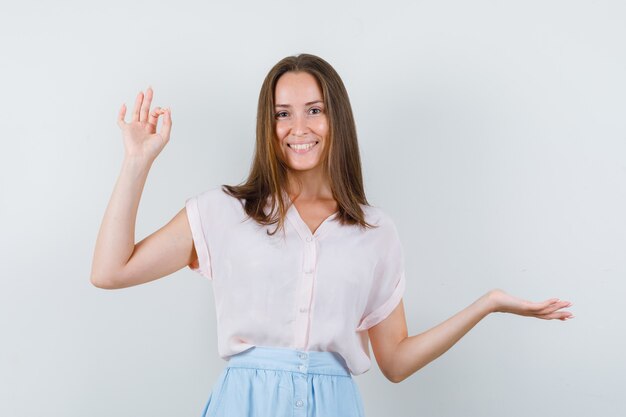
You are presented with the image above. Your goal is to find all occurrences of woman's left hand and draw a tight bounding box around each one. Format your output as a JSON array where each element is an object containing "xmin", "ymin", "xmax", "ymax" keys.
[{"xmin": 486, "ymin": 289, "xmax": 574, "ymax": 321}]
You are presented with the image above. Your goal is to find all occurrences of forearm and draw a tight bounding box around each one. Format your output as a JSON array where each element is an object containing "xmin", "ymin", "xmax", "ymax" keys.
[
  {"xmin": 90, "ymin": 156, "xmax": 152, "ymax": 286},
  {"xmin": 391, "ymin": 292, "xmax": 494, "ymax": 382}
]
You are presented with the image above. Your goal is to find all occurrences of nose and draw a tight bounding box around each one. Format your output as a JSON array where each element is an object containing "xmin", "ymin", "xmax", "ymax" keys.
[{"xmin": 292, "ymin": 113, "xmax": 309, "ymax": 137}]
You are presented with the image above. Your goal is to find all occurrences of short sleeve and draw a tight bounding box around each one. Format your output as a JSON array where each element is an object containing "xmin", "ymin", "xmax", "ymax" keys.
[
  {"xmin": 356, "ymin": 217, "xmax": 406, "ymax": 331},
  {"xmin": 185, "ymin": 195, "xmax": 213, "ymax": 280}
]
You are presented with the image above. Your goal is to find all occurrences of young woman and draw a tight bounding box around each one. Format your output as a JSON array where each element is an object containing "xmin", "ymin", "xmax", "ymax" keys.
[{"xmin": 90, "ymin": 53, "xmax": 574, "ymax": 417}]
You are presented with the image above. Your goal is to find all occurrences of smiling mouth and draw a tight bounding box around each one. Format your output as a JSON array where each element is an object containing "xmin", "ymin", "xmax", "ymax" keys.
[{"xmin": 288, "ymin": 141, "xmax": 319, "ymax": 152}]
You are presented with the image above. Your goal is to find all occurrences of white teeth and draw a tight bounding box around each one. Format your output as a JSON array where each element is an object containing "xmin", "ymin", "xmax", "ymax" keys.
[{"xmin": 289, "ymin": 142, "xmax": 317, "ymax": 150}]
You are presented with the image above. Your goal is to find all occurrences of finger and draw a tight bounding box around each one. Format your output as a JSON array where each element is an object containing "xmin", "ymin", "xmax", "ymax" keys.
[
  {"xmin": 159, "ymin": 108, "xmax": 172, "ymax": 140},
  {"xmin": 148, "ymin": 106, "xmax": 162, "ymax": 128},
  {"xmin": 526, "ymin": 298, "xmax": 559, "ymax": 312},
  {"xmin": 536, "ymin": 301, "xmax": 573, "ymax": 317},
  {"xmin": 140, "ymin": 86, "xmax": 153, "ymax": 123},
  {"xmin": 537, "ymin": 311, "xmax": 573, "ymax": 320},
  {"xmin": 535, "ymin": 301, "xmax": 571, "ymax": 315},
  {"xmin": 132, "ymin": 91, "xmax": 143, "ymax": 122},
  {"xmin": 117, "ymin": 103, "xmax": 127, "ymax": 128}
]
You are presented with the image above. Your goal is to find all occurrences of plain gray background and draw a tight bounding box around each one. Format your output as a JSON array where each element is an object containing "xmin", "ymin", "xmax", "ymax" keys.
[{"xmin": 1, "ymin": 0, "xmax": 624, "ymax": 416}]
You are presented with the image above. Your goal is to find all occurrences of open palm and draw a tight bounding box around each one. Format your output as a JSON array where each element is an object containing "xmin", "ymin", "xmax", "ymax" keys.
[{"xmin": 488, "ymin": 289, "xmax": 574, "ymax": 321}]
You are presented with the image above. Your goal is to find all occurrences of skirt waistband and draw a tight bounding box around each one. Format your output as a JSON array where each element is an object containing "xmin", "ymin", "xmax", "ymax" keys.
[{"xmin": 226, "ymin": 346, "xmax": 351, "ymax": 377}]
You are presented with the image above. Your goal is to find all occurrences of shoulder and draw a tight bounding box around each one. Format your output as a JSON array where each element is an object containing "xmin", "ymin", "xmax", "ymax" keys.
[
  {"xmin": 193, "ymin": 185, "xmax": 239, "ymax": 202},
  {"xmin": 359, "ymin": 203, "xmax": 401, "ymax": 239},
  {"xmin": 191, "ymin": 185, "xmax": 244, "ymax": 216},
  {"xmin": 360, "ymin": 203, "xmax": 397, "ymax": 228}
]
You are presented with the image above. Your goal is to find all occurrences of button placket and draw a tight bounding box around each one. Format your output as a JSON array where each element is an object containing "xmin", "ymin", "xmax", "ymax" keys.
[
  {"xmin": 294, "ymin": 235, "xmax": 317, "ymax": 349},
  {"xmin": 293, "ymin": 350, "xmax": 309, "ymax": 415}
]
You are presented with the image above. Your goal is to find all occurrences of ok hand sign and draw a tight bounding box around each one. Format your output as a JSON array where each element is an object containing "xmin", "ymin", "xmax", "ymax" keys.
[{"xmin": 117, "ymin": 86, "xmax": 172, "ymax": 163}]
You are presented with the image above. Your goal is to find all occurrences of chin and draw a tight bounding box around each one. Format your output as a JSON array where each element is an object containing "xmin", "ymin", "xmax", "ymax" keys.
[
  {"xmin": 280, "ymin": 152, "xmax": 324, "ymax": 173},
  {"xmin": 286, "ymin": 163, "xmax": 322, "ymax": 172}
]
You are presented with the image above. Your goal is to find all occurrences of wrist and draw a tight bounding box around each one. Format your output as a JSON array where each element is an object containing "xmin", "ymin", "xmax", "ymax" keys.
[
  {"xmin": 122, "ymin": 154, "xmax": 153, "ymax": 171},
  {"xmin": 480, "ymin": 290, "xmax": 498, "ymax": 315}
]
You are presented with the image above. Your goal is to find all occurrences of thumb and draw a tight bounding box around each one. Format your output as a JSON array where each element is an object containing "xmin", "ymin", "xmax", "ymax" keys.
[{"xmin": 159, "ymin": 108, "xmax": 172, "ymax": 140}]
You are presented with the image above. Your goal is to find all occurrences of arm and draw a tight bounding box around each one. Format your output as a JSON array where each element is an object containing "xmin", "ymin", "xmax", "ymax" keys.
[
  {"xmin": 90, "ymin": 88, "xmax": 195, "ymax": 289},
  {"xmin": 368, "ymin": 290, "xmax": 573, "ymax": 383}
]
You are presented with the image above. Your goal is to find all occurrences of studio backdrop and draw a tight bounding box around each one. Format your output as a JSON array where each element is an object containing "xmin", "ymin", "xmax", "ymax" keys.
[{"xmin": 1, "ymin": 1, "xmax": 624, "ymax": 416}]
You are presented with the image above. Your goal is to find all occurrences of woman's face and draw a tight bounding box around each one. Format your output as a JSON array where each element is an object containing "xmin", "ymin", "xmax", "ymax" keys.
[{"xmin": 274, "ymin": 71, "xmax": 328, "ymax": 175}]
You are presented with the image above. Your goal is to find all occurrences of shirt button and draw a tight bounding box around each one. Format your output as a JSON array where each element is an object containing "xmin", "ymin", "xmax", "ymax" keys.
[
  {"xmin": 305, "ymin": 236, "xmax": 313, "ymax": 242},
  {"xmin": 298, "ymin": 364, "xmax": 306, "ymax": 372},
  {"xmin": 304, "ymin": 269, "xmax": 314, "ymax": 274},
  {"xmin": 299, "ymin": 352, "xmax": 308, "ymax": 359},
  {"xmin": 299, "ymin": 307, "xmax": 308, "ymax": 313},
  {"xmin": 295, "ymin": 399, "xmax": 304, "ymax": 407}
]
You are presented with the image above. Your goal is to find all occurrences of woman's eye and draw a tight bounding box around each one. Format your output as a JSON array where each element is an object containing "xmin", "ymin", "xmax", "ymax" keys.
[
  {"xmin": 310, "ymin": 108, "xmax": 322, "ymax": 115},
  {"xmin": 275, "ymin": 111, "xmax": 288, "ymax": 118}
]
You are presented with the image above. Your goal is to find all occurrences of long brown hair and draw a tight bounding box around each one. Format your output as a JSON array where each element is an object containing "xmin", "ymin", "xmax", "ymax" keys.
[{"xmin": 222, "ymin": 53, "xmax": 376, "ymax": 236}]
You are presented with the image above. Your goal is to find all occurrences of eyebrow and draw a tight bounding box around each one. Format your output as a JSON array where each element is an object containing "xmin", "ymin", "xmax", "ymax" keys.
[{"xmin": 275, "ymin": 100, "xmax": 323, "ymax": 108}]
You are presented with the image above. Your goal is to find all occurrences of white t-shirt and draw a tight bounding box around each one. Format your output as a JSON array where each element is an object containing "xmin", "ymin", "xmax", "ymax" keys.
[{"xmin": 185, "ymin": 186, "xmax": 406, "ymax": 376}]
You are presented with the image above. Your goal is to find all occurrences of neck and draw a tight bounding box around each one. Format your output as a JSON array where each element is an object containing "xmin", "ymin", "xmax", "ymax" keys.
[{"xmin": 286, "ymin": 168, "xmax": 333, "ymax": 201}]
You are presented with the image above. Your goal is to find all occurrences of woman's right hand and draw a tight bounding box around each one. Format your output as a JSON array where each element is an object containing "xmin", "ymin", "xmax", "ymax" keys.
[{"xmin": 117, "ymin": 86, "xmax": 172, "ymax": 163}]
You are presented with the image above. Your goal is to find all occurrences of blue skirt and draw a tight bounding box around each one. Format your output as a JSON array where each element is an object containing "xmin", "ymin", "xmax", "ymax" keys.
[{"xmin": 200, "ymin": 346, "xmax": 365, "ymax": 417}]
